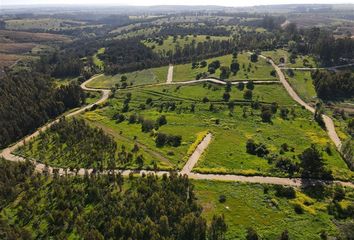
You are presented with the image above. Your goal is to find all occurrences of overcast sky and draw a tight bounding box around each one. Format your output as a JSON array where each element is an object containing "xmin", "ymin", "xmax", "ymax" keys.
[{"xmin": 2, "ymin": 0, "xmax": 354, "ymax": 7}]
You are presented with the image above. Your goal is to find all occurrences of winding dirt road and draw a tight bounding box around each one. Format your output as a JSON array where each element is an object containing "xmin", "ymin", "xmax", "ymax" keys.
[
  {"xmin": 0, "ymin": 65, "xmax": 352, "ymax": 188},
  {"xmin": 266, "ymin": 56, "xmax": 342, "ymax": 149}
]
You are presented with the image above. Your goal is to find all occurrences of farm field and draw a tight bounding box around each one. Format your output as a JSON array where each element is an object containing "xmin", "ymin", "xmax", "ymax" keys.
[
  {"xmin": 86, "ymin": 66, "xmax": 169, "ymax": 88},
  {"xmin": 194, "ymin": 180, "xmax": 354, "ymax": 240},
  {"xmin": 173, "ymin": 53, "xmax": 277, "ymax": 81}
]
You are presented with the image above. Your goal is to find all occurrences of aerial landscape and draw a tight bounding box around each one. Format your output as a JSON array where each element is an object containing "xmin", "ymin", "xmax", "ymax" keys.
[{"xmin": 0, "ymin": 1, "xmax": 353, "ymax": 239}]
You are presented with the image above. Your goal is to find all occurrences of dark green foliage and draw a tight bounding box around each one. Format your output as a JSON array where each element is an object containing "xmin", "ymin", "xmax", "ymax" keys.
[
  {"xmin": 0, "ymin": 70, "xmax": 85, "ymax": 149},
  {"xmin": 274, "ymin": 185, "xmax": 296, "ymax": 199},
  {"xmin": 0, "ymin": 172, "xmax": 214, "ymax": 239},
  {"xmin": 246, "ymin": 227, "xmax": 259, "ymax": 240},
  {"xmin": 208, "ymin": 215, "xmax": 227, "ymax": 240},
  {"xmin": 246, "ymin": 81, "xmax": 254, "ymax": 90},
  {"xmin": 312, "ymin": 70, "xmax": 354, "ymax": 100},
  {"xmin": 246, "ymin": 139, "xmax": 269, "ymax": 157},
  {"xmin": 260, "ymin": 106, "xmax": 273, "ymax": 123},
  {"xmin": 155, "ymin": 132, "xmax": 182, "ymax": 147},
  {"xmin": 222, "ymin": 92, "xmax": 230, "ymax": 102},
  {"xmin": 299, "ymin": 144, "xmax": 331, "ymax": 179},
  {"xmin": 250, "ymin": 53, "xmax": 258, "ymax": 62},
  {"xmin": 141, "ymin": 119, "xmax": 155, "ymax": 132},
  {"xmin": 20, "ymin": 118, "xmax": 117, "ymax": 169}
]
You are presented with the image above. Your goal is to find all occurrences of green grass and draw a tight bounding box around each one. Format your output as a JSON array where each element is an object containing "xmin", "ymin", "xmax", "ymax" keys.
[
  {"xmin": 284, "ymin": 70, "xmax": 318, "ymax": 103},
  {"xmin": 262, "ymin": 49, "xmax": 318, "ymax": 68},
  {"xmin": 143, "ymin": 35, "xmax": 230, "ymax": 54},
  {"xmin": 92, "ymin": 47, "xmax": 105, "ymax": 69},
  {"xmin": 194, "ymin": 180, "xmax": 353, "ymax": 239},
  {"xmin": 83, "ymin": 83, "xmax": 351, "ymax": 180},
  {"xmin": 86, "ymin": 66, "xmax": 169, "ymax": 89},
  {"xmin": 173, "ymin": 53, "xmax": 277, "ymax": 82}
]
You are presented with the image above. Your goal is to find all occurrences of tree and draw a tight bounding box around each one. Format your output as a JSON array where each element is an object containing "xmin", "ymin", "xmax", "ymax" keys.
[
  {"xmin": 237, "ymin": 82, "xmax": 245, "ymax": 91},
  {"xmin": 230, "ymin": 61, "xmax": 240, "ymax": 75},
  {"xmin": 299, "ymin": 144, "xmax": 329, "ymax": 178},
  {"xmin": 141, "ymin": 119, "xmax": 154, "ymax": 132},
  {"xmin": 156, "ymin": 132, "xmax": 167, "ymax": 147},
  {"xmin": 246, "ymin": 227, "xmax": 259, "ymax": 240},
  {"xmin": 208, "ymin": 215, "xmax": 227, "ymax": 240},
  {"xmin": 220, "ymin": 66, "xmax": 231, "ymax": 79},
  {"xmin": 246, "ymin": 81, "xmax": 254, "ymax": 90},
  {"xmin": 225, "ymin": 81, "xmax": 232, "ymax": 92},
  {"xmin": 280, "ymin": 107, "xmax": 289, "ymax": 119},
  {"xmin": 261, "ymin": 109, "xmax": 272, "ymax": 123},
  {"xmin": 250, "ymin": 53, "xmax": 258, "ymax": 62},
  {"xmin": 223, "ymin": 92, "xmax": 230, "ymax": 102},
  {"xmin": 121, "ymin": 75, "xmax": 127, "ymax": 82},
  {"xmin": 156, "ymin": 115, "xmax": 167, "ymax": 127},
  {"xmin": 243, "ymin": 90, "xmax": 253, "ymax": 100}
]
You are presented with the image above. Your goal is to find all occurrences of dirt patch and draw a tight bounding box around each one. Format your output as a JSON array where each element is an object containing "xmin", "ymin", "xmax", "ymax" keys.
[{"xmin": 0, "ymin": 43, "xmax": 36, "ymax": 54}]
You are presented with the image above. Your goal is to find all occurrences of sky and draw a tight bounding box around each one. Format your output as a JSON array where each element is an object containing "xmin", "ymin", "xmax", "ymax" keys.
[{"xmin": 2, "ymin": 0, "xmax": 354, "ymax": 7}]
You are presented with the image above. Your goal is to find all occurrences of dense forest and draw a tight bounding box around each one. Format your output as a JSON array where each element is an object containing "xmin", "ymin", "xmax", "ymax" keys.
[
  {"xmin": 0, "ymin": 162, "xmax": 227, "ymax": 240},
  {"xmin": 0, "ymin": 69, "xmax": 85, "ymax": 149},
  {"xmin": 311, "ymin": 70, "xmax": 354, "ymax": 100}
]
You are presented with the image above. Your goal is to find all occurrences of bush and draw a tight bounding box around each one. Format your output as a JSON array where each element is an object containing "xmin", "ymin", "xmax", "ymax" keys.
[
  {"xmin": 294, "ymin": 203, "xmax": 304, "ymax": 214},
  {"xmin": 275, "ymin": 185, "xmax": 296, "ymax": 199},
  {"xmin": 219, "ymin": 195, "xmax": 226, "ymax": 203}
]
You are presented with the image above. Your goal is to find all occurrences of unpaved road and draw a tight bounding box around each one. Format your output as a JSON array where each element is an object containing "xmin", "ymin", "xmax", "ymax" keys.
[
  {"xmin": 181, "ymin": 133, "xmax": 212, "ymax": 175},
  {"xmin": 166, "ymin": 64, "xmax": 174, "ymax": 83},
  {"xmin": 0, "ymin": 69, "xmax": 352, "ymax": 188},
  {"xmin": 280, "ymin": 63, "xmax": 354, "ymax": 71},
  {"xmin": 266, "ymin": 56, "xmax": 342, "ymax": 149}
]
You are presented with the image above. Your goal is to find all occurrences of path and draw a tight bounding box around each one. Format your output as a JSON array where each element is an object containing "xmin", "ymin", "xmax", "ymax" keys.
[
  {"xmin": 166, "ymin": 64, "xmax": 173, "ymax": 83},
  {"xmin": 1, "ymin": 69, "xmax": 352, "ymax": 188},
  {"xmin": 181, "ymin": 133, "xmax": 212, "ymax": 175},
  {"xmin": 280, "ymin": 63, "xmax": 354, "ymax": 71},
  {"xmin": 260, "ymin": 54, "xmax": 342, "ymax": 149}
]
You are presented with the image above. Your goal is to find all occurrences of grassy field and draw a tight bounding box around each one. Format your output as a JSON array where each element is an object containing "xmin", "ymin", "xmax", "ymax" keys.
[
  {"xmin": 142, "ymin": 35, "xmax": 230, "ymax": 54},
  {"xmin": 194, "ymin": 180, "xmax": 354, "ymax": 239},
  {"xmin": 86, "ymin": 66, "xmax": 169, "ymax": 88},
  {"xmin": 82, "ymin": 82, "xmax": 351, "ymax": 180},
  {"xmin": 173, "ymin": 53, "xmax": 277, "ymax": 82},
  {"xmin": 92, "ymin": 47, "xmax": 105, "ymax": 69},
  {"xmin": 284, "ymin": 70, "xmax": 318, "ymax": 103},
  {"xmin": 262, "ymin": 49, "xmax": 318, "ymax": 68}
]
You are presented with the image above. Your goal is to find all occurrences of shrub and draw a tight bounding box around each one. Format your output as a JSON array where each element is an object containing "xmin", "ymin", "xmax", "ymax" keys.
[
  {"xmin": 219, "ymin": 195, "xmax": 226, "ymax": 203},
  {"xmin": 275, "ymin": 185, "xmax": 296, "ymax": 199}
]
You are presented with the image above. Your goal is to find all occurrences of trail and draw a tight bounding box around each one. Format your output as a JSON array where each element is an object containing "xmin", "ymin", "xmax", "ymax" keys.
[
  {"xmin": 166, "ymin": 64, "xmax": 173, "ymax": 83},
  {"xmin": 0, "ymin": 68, "xmax": 352, "ymax": 188},
  {"xmin": 263, "ymin": 55, "xmax": 342, "ymax": 149}
]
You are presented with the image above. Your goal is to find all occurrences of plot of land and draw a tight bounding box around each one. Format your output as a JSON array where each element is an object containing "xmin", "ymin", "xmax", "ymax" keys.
[
  {"xmin": 143, "ymin": 35, "xmax": 230, "ymax": 54},
  {"xmin": 173, "ymin": 53, "xmax": 277, "ymax": 81},
  {"xmin": 86, "ymin": 66, "xmax": 169, "ymax": 88},
  {"xmin": 195, "ymin": 180, "xmax": 353, "ymax": 239}
]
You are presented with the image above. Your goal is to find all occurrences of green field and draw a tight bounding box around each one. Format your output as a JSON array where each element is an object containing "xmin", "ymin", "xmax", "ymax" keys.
[
  {"xmin": 92, "ymin": 47, "xmax": 105, "ymax": 69},
  {"xmin": 143, "ymin": 35, "xmax": 230, "ymax": 54},
  {"xmin": 284, "ymin": 70, "xmax": 318, "ymax": 103},
  {"xmin": 173, "ymin": 53, "xmax": 277, "ymax": 82},
  {"xmin": 86, "ymin": 66, "xmax": 169, "ymax": 89},
  {"xmin": 262, "ymin": 49, "xmax": 318, "ymax": 68},
  {"xmin": 195, "ymin": 180, "xmax": 354, "ymax": 239}
]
